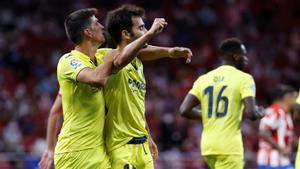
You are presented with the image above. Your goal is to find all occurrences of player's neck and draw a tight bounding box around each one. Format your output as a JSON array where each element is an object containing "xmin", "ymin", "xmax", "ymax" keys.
[
  {"xmin": 117, "ymin": 41, "xmax": 129, "ymax": 51},
  {"xmin": 75, "ymin": 41, "xmax": 98, "ymax": 61},
  {"xmin": 222, "ymin": 61, "xmax": 237, "ymax": 68}
]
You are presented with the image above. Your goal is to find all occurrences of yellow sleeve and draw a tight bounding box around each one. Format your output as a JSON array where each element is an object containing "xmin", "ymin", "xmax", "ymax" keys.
[
  {"xmin": 188, "ymin": 77, "xmax": 202, "ymax": 101},
  {"xmin": 58, "ymin": 56, "xmax": 88, "ymax": 81},
  {"xmin": 96, "ymin": 48, "xmax": 112, "ymax": 63},
  {"xmin": 240, "ymin": 75, "xmax": 256, "ymax": 99}
]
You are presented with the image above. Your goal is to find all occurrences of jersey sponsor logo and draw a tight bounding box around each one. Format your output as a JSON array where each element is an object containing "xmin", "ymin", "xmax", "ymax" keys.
[
  {"xmin": 69, "ymin": 58, "xmax": 83, "ymax": 69},
  {"xmin": 128, "ymin": 78, "xmax": 146, "ymax": 94}
]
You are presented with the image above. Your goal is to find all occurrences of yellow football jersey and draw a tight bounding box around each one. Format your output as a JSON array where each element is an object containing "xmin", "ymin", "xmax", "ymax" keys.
[
  {"xmin": 189, "ymin": 65, "xmax": 256, "ymax": 155},
  {"xmin": 55, "ymin": 48, "xmax": 111, "ymax": 154},
  {"xmin": 104, "ymin": 58, "xmax": 149, "ymax": 152}
]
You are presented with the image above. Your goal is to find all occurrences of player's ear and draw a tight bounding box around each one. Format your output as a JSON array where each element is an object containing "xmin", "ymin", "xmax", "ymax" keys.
[
  {"xmin": 84, "ymin": 28, "xmax": 93, "ymax": 38},
  {"xmin": 233, "ymin": 54, "xmax": 240, "ymax": 61},
  {"xmin": 121, "ymin": 30, "xmax": 131, "ymax": 41}
]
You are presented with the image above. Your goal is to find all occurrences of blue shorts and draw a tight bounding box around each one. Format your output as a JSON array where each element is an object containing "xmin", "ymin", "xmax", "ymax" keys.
[{"xmin": 257, "ymin": 165, "xmax": 294, "ymax": 169}]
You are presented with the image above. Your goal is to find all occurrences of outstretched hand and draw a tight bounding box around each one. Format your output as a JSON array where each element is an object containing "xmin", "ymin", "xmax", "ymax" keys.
[{"xmin": 168, "ymin": 47, "xmax": 193, "ymax": 63}]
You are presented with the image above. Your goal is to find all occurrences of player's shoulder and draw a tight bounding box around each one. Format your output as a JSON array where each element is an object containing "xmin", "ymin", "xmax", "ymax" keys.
[
  {"xmin": 222, "ymin": 66, "xmax": 252, "ymax": 78},
  {"xmin": 58, "ymin": 51, "xmax": 84, "ymax": 70},
  {"xmin": 191, "ymin": 72, "xmax": 211, "ymax": 86},
  {"xmin": 59, "ymin": 50, "xmax": 84, "ymax": 61},
  {"xmin": 198, "ymin": 67, "xmax": 221, "ymax": 80},
  {"xmin": 58, "ymin": 52, "xmax": 72, "ymax": 65},
  {"xmin": 238, "ymin": 70, "xmax": 253, "ymax": 78}
]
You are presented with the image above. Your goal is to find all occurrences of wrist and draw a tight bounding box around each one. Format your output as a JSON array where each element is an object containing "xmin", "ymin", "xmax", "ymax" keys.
[
  {"xmin": 167, "ymin": 48, "xmax": 174, "ymax": 58},
  {"xmin": 47, "ymin": 146, "xmax": 54, "ymax": 151},
  {"xmin": 145, "ymin": 31, "xmax": 154, "ymax": 38}
]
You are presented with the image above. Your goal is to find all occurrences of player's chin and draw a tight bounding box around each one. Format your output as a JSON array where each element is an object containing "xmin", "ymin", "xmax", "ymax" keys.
[{"xmin": 98, "ymin": 36, "xmax": 105, "ymax": 44}]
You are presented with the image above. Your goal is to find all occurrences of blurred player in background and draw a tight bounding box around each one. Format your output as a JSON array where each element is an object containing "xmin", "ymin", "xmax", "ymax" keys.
[
  {"xmin": 43, "ymin": 7, "xmax": 165, "ymax": 169},
  {"xmin": 257, "ymin": 85, "xmax": 297, "ymax": 169},
  {"xmin": 104, "ymin": 4, "xmax": 192, "ymax": 169},
  {"xmin": 179, "ymin": 38, "xmax": 264, "ymax": 169}
]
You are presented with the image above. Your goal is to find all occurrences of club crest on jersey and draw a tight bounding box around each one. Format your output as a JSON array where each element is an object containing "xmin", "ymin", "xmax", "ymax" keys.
[{"xmin": 70, "ymin": 58, "xmax": 82, "ymax": 69}]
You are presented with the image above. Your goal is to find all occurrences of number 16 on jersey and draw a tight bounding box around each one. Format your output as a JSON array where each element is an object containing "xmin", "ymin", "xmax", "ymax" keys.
[{"xmin": 204, "ymin": 86, "xmax": 229, "ymax": 118}]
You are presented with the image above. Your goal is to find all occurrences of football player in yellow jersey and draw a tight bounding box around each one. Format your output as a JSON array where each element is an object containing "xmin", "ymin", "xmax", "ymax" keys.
[
  {"xmin": 52, "ymin": 8, "xmax": 167, "ymax": 169},
  {"xmin": 104, "ymin": 4, "xmax": 192, "ymax": 169},
  {"xmin": 180, "ymin": 38, "xmax": 265, "ymax": 169}
]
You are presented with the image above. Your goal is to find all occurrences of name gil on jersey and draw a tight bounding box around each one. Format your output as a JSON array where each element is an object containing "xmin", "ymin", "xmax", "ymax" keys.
[{"xmin": 214, "ymin": 76, "xmax": 224, "ymax": 83}]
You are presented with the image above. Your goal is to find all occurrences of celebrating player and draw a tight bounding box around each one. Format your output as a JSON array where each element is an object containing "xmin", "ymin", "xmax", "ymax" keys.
[
  {"xmin": 49, "ymin": 8, "xmax": 166, "ymax": 169},
  {"xmin": 179, "ymin": 38, "xmax": 264, "ymax": 169},
  {"xmin": 104, "ymin": 4, "xmax": 192, "ymax": 169}
]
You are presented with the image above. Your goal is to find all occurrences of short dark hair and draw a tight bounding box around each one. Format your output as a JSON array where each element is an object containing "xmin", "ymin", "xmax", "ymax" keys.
[
  {"xmin": 219, "ymin": 38, "xmax": 244, "ymax": 57},
  {"xmin": 64, "ymin": 8, "xmax": 97, "ymax": 45},
  {"xmin": 105, "ymin": 4, "xmax": 145, "ymax": 44},
  {"xmin": 272, "ymin": 84, "xmax": 296, "ymax": 101}
]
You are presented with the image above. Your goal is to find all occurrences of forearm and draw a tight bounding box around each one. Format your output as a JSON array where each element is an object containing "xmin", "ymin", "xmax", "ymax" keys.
[
  {"xmin": 46, "ymin": 113, "xmax": 61, "ymax": 150},
  {"xmin": 243, "ymin": 97, "xmax": 264, "ymax": 120},
  {"xmin": 113, "ymin": 32, "xmax": 154, "ymax": 69},
  {"xmin": 259, "ymin": 131, "xmax": 281, "ymax": 150},
  {"xmin": 78, "ymin": 58, "xmax": 114, "ymax": 86},
  {"xmin": 93, "ymin": 59, "xmax": 114, "ymax": 84},
  {"xmin": 138, "ymin": 46, "xmax": 171, "ymax": 61},
  {"xmin": 181, "ymin": 107, "xmax": 202, "ymax": 120}
]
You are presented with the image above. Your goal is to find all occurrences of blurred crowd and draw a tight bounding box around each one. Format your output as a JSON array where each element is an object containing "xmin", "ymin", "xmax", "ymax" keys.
[{"xmin": 0, "ymin": 0, "xmax": 299, "ymax": 168}]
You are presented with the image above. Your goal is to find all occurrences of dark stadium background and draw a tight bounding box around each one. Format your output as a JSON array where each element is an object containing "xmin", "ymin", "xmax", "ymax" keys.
[{"xmin": 0, "ymin": 0, "xmax": 299, "ymax": 168}]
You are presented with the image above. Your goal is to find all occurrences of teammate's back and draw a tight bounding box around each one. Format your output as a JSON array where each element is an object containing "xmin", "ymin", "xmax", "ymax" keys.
[
  {"xmin": 180, "ymin": 38, "xmax": 265, "ymax": 169},
  {"xmin": 191, "ymin": 65, "xmax": 255, "ymax": 155}
]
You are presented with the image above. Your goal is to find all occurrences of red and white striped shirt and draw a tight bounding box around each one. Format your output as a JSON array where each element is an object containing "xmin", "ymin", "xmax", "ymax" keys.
[{"xmin": 257, "ymin": 104, "xmax": 293, "ymax": 166}]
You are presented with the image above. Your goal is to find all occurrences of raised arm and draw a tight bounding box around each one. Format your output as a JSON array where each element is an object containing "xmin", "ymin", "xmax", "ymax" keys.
[
  {"xmin": 76, "ymin": 53, "xmax": 115, "ymax": 86},
  {"xmin": 179, "ymin": 94, "xmax": 202, "ymax": 120},
  {"xmin": 112, "ymin": 18, "xmax": 168, "ymax": 71},
  {"xmin": 77, "ymin": 18, "xmax": 167, "ymax": 86},
  {"xmin": 138, "ymin": 46, "xmax": 192, "ymax": 63},
  {"xmin": 243, "ymin": 96, "xmax": 264, "ymax": 120},
  {"xmin": 39, "ymin": 94, "xmax": 63, "ymax": 169}
]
